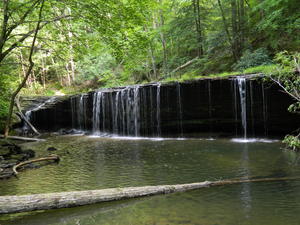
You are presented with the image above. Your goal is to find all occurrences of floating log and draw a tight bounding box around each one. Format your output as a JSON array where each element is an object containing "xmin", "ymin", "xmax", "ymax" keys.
[
  {"xmin": 13, "ymin": 155, "xmax": 60, "ymax": 175},
  {"xmin": 0, "ymin": 135, "xmax": 45, "ymax": 142},
  {"xmin": 0, "ymin": 176, "xmax": 298, "ymax": 215}
]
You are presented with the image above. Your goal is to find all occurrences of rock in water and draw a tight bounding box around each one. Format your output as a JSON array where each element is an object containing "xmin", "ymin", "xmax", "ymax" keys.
[{"xmin": 47, "ymin": 147, "xmax": 57, "ymax": 152}]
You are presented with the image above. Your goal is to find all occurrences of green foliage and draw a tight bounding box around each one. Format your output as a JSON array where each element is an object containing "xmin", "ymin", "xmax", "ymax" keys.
[
  {"xmin": 269, "ymin": 51, "xmax": 300, "ymax": 113},
  {"xmin": 265, "ymin": 51, "xmax": 300, "ymax": 151},
  {"xmin": 233, "ymin": 48, "xmax": 272, "ymax": 70},
  {"xmin": 243, "ymin": 64, "xmax": 277, "ymax": 74},
  {"xmin": 253, "ymin": 0, "xmax": 300, "ymax": 51},
  {"xmin": 283, "ymin": 135, "xmax": 300, "ymax": 152},
  {"xmin": 0, "ymin": 58, "xmax": 18, "ymax": 131},
  {"xmin": 76, "ymin": 49, "xmax": 117, "ymax": 84}
]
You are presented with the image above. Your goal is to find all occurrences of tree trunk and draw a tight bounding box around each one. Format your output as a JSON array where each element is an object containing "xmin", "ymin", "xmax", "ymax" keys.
[
  {"xmin": 193, "ymin": 0, "xmax": 204, "ymax": 56},
  {"xmin": 158, "ymin": 0, "xmax": 168, "ymax": 75},
  {"xmin": 65, "ymin": 63, "xmax": 71, "ymax": 86},
  {"xmin": 231, "ymin": 0, "xmax": 239, "ymax": 60},
  {"xmin": 67, "ymin": 7, "xmax": 75, "ymax": 83},
  {"xmin": 3, "ymin": 0, "xmax": 44, "ymax": 137},
  {"xmin": 0, "ymin": 177, "xmax": 298, "ymax": 214},
  {"xmin": 149, "ymin": 42, "xmax": 157, "ymax": 79},
  {"xmin": 217, "ymin": 0, "xmax": 233, "ymax": 49}
]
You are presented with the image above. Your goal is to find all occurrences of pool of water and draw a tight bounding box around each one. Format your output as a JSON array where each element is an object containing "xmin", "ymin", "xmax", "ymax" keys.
[{"xmin": 1, "ymin": 135, "xmax": 300, "ymax": 225}]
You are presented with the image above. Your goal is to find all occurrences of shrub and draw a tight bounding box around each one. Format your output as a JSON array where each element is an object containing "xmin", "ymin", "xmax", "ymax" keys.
[
  {"xmin": 283, "ymin": 135, "xmax": 300, "ymax": 151},
  {"xmin": 233, "ymin": 48, "xmax": 272, "ymax": 70}
]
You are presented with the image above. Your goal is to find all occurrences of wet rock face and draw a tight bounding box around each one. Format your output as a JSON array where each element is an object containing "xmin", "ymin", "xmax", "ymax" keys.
[{"xmin": 28, "ymin": 78, "xmax": 300, "ymax": 138}]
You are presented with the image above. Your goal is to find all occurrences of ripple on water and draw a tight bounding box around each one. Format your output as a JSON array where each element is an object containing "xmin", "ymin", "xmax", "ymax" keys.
[{"xmin": 0, "ymin": 136, "xmax": 299, "ymax": 225}]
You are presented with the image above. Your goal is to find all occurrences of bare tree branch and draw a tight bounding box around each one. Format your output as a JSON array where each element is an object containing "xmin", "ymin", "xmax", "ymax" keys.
[
  {"xmin": 0, "ymin": 14, "xmax": 71, "ymax": 64},
  {"xmin": 270, "ymin": 77, "xmax": 300, "ymax": 102}
]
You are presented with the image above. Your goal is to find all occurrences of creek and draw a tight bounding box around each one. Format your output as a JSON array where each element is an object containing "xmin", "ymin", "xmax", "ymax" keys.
[{"xmin": 1, "ymin": 136, "xmax": 300, "ymax": 225}]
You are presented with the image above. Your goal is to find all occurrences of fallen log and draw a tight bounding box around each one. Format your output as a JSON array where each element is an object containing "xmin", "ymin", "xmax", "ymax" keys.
[
  {"xmin": 15, "ymin": 95, "xmax": 40, "ymax": 136},
  {"xmin": 13, "ymin": 155, "xmax": 60, "ymax": 175},
  {"xmin": 0, "ymin": 135, "xmax": 45, "ymax": 142},
  {"xmin": 0, "ymin": 176, "xmax": 298, "ymax": 215},
  {"xmin": 171, "ymin": 57, "xmax": 198, "ymax": 74}
]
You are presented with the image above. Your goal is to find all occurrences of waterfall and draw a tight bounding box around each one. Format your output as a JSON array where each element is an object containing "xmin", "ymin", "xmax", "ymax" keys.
[
  {"xmin": 121, "ymin": 88, "xmax": 127, "ymax": 135},
  {"xmin": 92, "ymin": 92, "xmax": 102, "ymax": 134},
  {"xmin": 23, "ymin": 97, "xmax": 56, "ymax": 133},
  {"xmin": 125, "ymin": 88, "xmax": 131, "ymax": 135},
  {"xmin": 78, "ymin": 94, "xmax": 86, "ymax": 130},
  {"xmin": 156, "ymin": 84, "xmax": 161, "ymax": 136},
  {"xmin": 133, "ymin": 86, "xmax": 140, "ymax": 136},
  {"xmin": 101, "ymin": 92, "xmax": 106, "ymax": 132},
  {"xmin": 237, "ymin": 77, "xmax": 247, "ymax": 138},
  {"xmin": 114, "ymin": 92, "xmax": 120, "ymax": 133},
  {"xmin": 23, "ymin": 111, "xmax": 32, "ymax": 132},
  {"xmin": 177, "ymin": 82, "xmax": 183, "ymax": 136}
]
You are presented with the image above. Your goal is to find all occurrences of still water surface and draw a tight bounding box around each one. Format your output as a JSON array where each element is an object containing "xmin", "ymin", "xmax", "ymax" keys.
[{"xmin": 0, "ymin": 136, "xmax": 300, "ymax": 225}]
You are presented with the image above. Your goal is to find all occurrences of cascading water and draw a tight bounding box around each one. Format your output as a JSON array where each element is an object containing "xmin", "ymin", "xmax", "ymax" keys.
[
  {"xmin": 70, "ymin": 94, "xmax": 86, "ymax": 131},
  {"xmin": 120, "ymin": 88, "xmax": 127, "ymax": 135},
  {"xmin": 237, "ymin": 77, "xmax": 247, "ymax": 139},
  {"xmin": 90, "ymin": 86, "xmax": 142, "ymax": 136},
  {"xmin": 28, "ymin": 77, "xmax": 300, "ymax": 138},
  {"xmin": 133, "ymin": 86, "xmax": 140, "ymax": 136},
  {"xmin": 92, "ymin": 92, "xmax": 102, "ymax": 134},
  {"xmin": 114, "ymin": 92, "xmax": 120, "ymax": 133},
  {"xmin": 23, "ymin": 97, "xmax": 56, "ymax": 133},
  {"xmin": 101, "ymin": 92, "xmax": 106, "ymax": 132},
  {"xmin": 156, "ymin": 84, "xmax": 161, "ymax": 136},
  {"xmin": 78, "ymin": 94, "xmax": 86, "ymax": 130}
]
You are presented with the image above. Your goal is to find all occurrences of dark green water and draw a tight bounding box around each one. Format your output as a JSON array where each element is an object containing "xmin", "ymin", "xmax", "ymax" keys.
[{"xmin": 1, "ymin": 136, "xmax": 300, "ymax": 225}]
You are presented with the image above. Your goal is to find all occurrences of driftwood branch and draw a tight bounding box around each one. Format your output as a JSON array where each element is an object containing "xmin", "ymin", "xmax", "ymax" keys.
[
  {"xmin": 171, "ymin": 57, "xmax": 198, "ymax": 74},
  {"xmin": 0, "ymin": 135, "xmax": 45, "ymax": 142},
  {"xmin": 15, "ymin": 95, "xmax": 40, "ymax": 136},
  {"xmin": 0, "ymin": 176, "xmax": 298, "ymax": 214},
  {"xmin": 13, "ymin": 155, "xmax": 59, "ymax": 175}
]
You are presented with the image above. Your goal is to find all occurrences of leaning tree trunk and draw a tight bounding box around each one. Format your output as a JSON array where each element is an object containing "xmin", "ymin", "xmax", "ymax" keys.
[{"xmin": 3, "ymin": 0, "xmax": 45, "ymax": 137}]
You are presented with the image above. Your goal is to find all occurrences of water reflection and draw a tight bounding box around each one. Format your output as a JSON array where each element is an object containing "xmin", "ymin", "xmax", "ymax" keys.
[
  {"xmin": 1, "ymin": 137, "xmax": 300, "ymax": 225},
  {"xmin": 240, "ymin": 143, "xmax": 252, "ymax": 217}
]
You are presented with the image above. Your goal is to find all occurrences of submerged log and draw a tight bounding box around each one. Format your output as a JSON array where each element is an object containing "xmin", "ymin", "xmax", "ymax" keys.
[
  {"xmin": 0, "ymin": 135, "xmax": 45, "ymax": 142},
  {"xmin": 0, "ymin": 176, "xmax": 298, "ymax": 215},
  {"xmin": 13, "ymin": 155, "xmax": 60, "ymax": 175}
]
